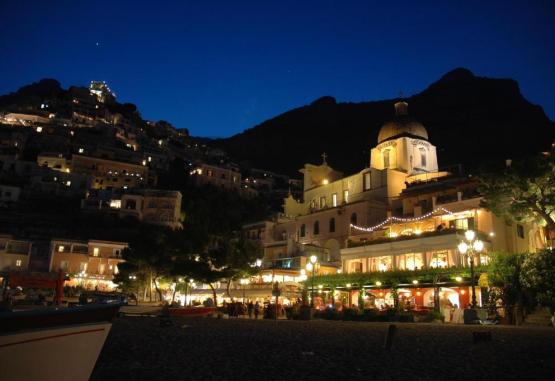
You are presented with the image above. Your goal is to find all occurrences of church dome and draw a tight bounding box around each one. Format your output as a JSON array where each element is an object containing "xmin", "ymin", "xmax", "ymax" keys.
[{"xmin": 377, "ymin": 101, "xmax": 428, "ymax": 144}]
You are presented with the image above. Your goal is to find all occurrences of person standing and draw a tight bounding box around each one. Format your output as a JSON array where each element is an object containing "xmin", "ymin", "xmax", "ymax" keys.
[
  {"xmin": 254, "ymin": 301, "xmax": 260, "ymax": 319},
  {"xmin": 248, "ymin": 301, "xmax": 254, "ymax": 318}
]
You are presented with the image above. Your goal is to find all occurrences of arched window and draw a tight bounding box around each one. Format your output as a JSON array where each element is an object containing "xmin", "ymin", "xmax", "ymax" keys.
[
  {"xmin": 383, "ymin": 150, "xmax": 390, "ymax": 168},
  {"xmin": 350, "ymin": 213, "xmax": 358, "ymax": 225},
  {"xmin": 419, "ymin": 147, "xmax": 426, "ymax": 167},
  {"xmin": 300, "ymin": 224, "xmax": 306, "ymax": 237},
  {"xmin": 329, "ymin": 218, "xmax": 336, "ymax": 233},
  {"xmin": 313, "ymin": 221, "xmax": 320, "ymax": 235}
]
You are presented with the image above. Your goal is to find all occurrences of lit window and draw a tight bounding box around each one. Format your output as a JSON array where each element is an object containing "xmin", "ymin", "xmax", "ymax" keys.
[
  {"xmin": 343, "ymin": 190, "xmax": 349, "ymax": 204},
  {"xmin": 36, "ymin": 126, "xmax": 43, "ymax": 133},
  {"xmin": 93, "ymin": 247, "xmax": 99, "ymax": 257},
  {"xmin": 371, "ymin": 256, "xmax": 392, "ymax": 272},
  {"xmin": 332, "ymin": 193, "xmax": 337, "ymax": 207},
  {"xmin": 109, "ymin": 199, "xmax": 121, "ymax": 208},
  {"xmin": 320, "ymin": 196, "xmax": 326, "ymax": 208},
  {"xmin": 399, "ymin": 253, "xmax": 423, "ymax": 270},
  {"xmin": 80, "ymin": 262, "xmax": 88, "ymax": 272},
  {"xmin": 430, "ymin": 252, "xmax": 449, "ymax": 268},
  {"xmin": 58, "ymin": 245, "xmax": 65, "ymax": 252},
  {"xmin": 79, "ymin": 148, "xmax": 84, "ymax": 153},
  {"xmin": 15, "ymin": 259, "xmax": 22, "ymax": 267}
]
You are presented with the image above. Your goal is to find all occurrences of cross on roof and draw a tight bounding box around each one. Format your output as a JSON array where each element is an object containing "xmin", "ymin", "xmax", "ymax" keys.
[{"xmin": 321, "ymin": 152, "xmax": 327, "ymax": 164}]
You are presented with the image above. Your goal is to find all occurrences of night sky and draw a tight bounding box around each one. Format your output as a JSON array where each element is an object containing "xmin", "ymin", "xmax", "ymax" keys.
[{"xmin": 1, "ymin": 1, "xmax": 554, "ymax": 137}]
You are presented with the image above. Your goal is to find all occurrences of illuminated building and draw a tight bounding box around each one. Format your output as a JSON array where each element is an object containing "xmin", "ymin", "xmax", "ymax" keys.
[
  {"xmin": 244, "ymin": 101, "xmax": 547, "ymax": 310},
  {"xmin": 49, "ymin": 239, "xmax": 127, "ymax": 290},
  {"xmin": 0, "ymin": 235, "xmax": 32, "ymax": 271},
  {"xmin": 190, "ymin": 163, "xmax": 241, "ymax": 190}
]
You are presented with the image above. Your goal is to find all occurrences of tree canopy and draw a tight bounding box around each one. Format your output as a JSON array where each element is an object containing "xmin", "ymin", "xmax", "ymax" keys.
[{"xmin": 478, "ymin": 150, "xmax": 555, "ymax": 231}]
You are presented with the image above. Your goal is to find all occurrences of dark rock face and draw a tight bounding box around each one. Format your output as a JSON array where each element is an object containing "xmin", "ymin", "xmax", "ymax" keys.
[{"xmin": 214, "ymin": 68, "xmax": 554, "ymax": 177}]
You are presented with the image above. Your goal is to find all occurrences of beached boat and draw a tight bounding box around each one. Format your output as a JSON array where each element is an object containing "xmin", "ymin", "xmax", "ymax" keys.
[{"xmin": 0, "ymin": 304, "xmax": 120, "ymax": 381}]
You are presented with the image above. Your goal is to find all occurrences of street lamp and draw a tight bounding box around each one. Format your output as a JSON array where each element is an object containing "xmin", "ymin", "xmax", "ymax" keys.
[
  {"xmin": 305, "ymin": 255, "xmax": 319, "ymax": 308},
  {"xmin": 457, "ymin": 230, "xmax": 485, "ymax": 308}
]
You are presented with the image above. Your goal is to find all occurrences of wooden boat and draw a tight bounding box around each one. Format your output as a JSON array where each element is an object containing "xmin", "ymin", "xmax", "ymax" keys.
[
  {"xmin": 0, "ymin": 304, "xmax": 120, "ymax": 381},
  {"xmin": 168, "ymin": 306, "xmax": 216, "ymax": 317}
]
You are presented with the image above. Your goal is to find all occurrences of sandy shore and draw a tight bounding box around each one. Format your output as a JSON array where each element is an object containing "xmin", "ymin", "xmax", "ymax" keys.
[{"xmin": 92, "ymin": 317, "xmax": 555, "ymax": 381}]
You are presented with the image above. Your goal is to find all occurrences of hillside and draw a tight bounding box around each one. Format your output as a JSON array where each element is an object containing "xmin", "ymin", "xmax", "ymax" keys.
[{"xmin": 213, "ymin": 68, "xmax": 554, "ymax": 177}]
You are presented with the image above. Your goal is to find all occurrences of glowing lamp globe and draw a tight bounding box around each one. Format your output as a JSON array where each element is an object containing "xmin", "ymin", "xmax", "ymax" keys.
[{"xmin": 464, "ymin": 230, "xmax": 476, "ymax": 242}]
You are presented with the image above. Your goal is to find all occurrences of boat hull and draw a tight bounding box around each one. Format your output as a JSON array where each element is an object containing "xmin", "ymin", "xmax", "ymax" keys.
[{"xmin": 0, "ymin": 321, "xmax": 112, "ymax": 381}]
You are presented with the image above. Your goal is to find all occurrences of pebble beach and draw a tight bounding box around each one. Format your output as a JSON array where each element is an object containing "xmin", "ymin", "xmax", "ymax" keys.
[{"xmin": 91, "ymin": 316, "xmax": 555, "ymax": 381}]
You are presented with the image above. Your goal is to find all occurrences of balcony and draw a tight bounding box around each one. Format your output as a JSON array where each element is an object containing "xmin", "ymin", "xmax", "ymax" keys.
[
  {"xmin": 347, "ymin": 228, "xmax": 469, "ymax": 248},
  {"xmin": 343, "ymin": 228, "xmax": 490, "ymax": 260}
]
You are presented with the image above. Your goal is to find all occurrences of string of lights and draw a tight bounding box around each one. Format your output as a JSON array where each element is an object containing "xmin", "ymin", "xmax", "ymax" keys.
[{"xmin": 350, "ymin": 207, "xmax": 455, "ymax": 232}]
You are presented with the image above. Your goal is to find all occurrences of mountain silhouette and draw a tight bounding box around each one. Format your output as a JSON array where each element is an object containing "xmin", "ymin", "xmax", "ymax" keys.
[{"xmin": 213, "ymin": 68, "xmax": 554, "ymax": 177}]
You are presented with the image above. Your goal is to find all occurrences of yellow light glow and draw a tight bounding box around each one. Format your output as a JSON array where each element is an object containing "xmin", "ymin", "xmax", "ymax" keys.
[
  {"xmin": 375, "ymin": 281, "xmax": 382, "ymax": 287},
  {"xmin": 455, "ymin": 276, "xmax": 463, "ymax": 282},
  {"xmin": 389, "ymin": 232, "xmax": 398, "ymax": 238},
  {"xmin": 414, "ymin": 229, "xmax": 422, "ymax": 235},
  {"xmin": 346, "ymin": 283, "xmax": 352, "ymax": 288},
  {"xmin": 412, "ymin": 280, "xmax": 418, "ymax": 285},
  {"xmin": 305, "ymin": 263, "xmax": 313, "ymax": 272},
  {"xmin": 310, "ymin": 255, "xmax": 318, "ymax": 264},
  {"xmin": 460, "ymin": 289, "xmax": 466, "ymax": 295},
  {"xmin": 416, "ymin": 291, "xmax": 421, "ymax": 296},
  {"xmin": 464, "ymin": 230, "xmax": 476, "ymax": 242},
  {"xmin": 322, "ymin": 179, "xmax": 329, "ymax": 185}
]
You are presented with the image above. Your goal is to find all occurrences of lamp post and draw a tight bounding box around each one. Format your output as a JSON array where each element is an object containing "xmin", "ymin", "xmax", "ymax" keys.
[
  {"xmin": 240, "ymin": 278, "xmax": 249, "ymax": 303},
  {"xmin": 188, "ymin": 279, "xmax": 194, "ymax": 306},
  {"xmin": 457, "ymin": 230, "xmax": 484, "ymax": 309},
  {"xmin": 305, "ymin": 255, "xmax": 318, "ymax": 308}
]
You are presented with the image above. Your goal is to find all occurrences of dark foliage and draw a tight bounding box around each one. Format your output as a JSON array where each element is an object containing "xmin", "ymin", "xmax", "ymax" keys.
[{"xmin": 214, "ymin": 68, "xmax": 554, "ymax": 177}]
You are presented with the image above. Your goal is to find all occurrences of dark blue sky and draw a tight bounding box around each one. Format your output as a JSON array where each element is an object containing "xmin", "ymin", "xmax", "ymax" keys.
[{"xmin": 1, "ymin": 1, "xmax": 554, "ymax": 137}]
